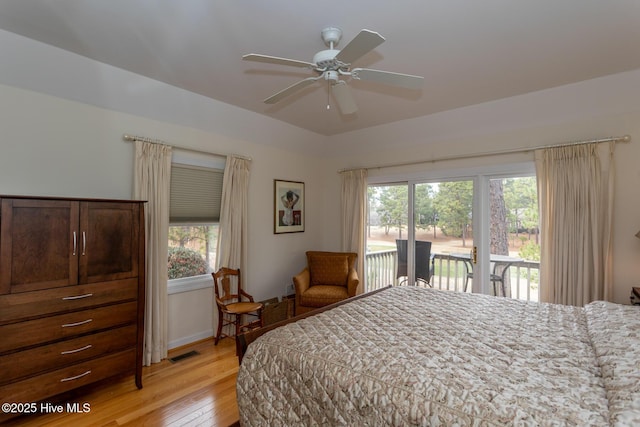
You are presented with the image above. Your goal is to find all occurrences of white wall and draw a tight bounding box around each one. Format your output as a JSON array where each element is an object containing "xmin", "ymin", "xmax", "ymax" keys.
[{"xmin": 0, "ymin": 85, "xmax": 133, "ymax": 199}]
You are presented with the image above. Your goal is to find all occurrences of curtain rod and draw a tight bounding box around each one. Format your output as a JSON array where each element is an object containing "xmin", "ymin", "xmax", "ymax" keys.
[
  {"xmin": 122, "ymin": 134, "xmax": 252, "ymax": 161},
  {"xmin": 338, "ymin": 134, "xmax": 631, "ymax": 173}
]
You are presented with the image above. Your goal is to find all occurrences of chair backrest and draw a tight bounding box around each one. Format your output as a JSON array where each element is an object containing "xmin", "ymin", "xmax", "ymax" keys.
[
  {"xmin": 305, "ymin": 251, "xmax": 357, "ymax": 287},
  {"xmin": 396, "ymin": 240, "xmax": 433, "ymax": 282},
  {"xmin": 212, "ymin": 267, "xmax": 242, "ymax": 305}
]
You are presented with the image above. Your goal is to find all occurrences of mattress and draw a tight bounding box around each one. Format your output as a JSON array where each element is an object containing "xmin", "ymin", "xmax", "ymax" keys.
[{"xmin": 237, "ymin": 286, "xmax": 640, "ymax": 426}]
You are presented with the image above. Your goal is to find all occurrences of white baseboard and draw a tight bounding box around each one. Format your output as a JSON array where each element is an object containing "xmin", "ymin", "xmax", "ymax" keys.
[{"xmin": 168, "ymin": 329, "xmax": 214, "ymax": 350}]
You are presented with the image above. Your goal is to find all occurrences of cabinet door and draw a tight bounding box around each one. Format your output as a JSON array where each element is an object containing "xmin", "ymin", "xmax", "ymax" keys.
[
  {"xmin": 0, "ymin": 199, "xmax": 79, "ymax": 294},
  {"xmin": 79, "ymin": 202, "xmax": 140, "ymax": 284}
]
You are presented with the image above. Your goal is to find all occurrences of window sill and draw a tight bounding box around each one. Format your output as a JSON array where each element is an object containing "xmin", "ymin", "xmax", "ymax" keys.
[{"xmin": 168, "ymin": 274, "xmax": 213, "ymax": 295}]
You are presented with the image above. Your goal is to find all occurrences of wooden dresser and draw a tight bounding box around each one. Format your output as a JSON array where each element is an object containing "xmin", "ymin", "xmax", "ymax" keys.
[{"xmin": 0, "ymin": 196, "xmax": 145, "ymax": 416}]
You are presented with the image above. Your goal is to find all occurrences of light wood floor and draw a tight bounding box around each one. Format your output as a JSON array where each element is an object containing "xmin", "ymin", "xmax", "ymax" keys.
[{"xmin": 4, "ymin": 339, "xmax": 240, "ymax": 427}]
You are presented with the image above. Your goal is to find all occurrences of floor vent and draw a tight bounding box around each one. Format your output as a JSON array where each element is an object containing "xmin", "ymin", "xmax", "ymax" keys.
[{"xmin": 168, "ymin": 350, "xmax": 200, "ymax": 363}]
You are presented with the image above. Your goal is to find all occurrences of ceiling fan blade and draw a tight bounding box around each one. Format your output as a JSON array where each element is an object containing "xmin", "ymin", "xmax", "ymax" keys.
[
  {"xmin": 351, "ymin": 68, "xmax": 424, "ymax": 90},
  {"xmin": 335, "ymin": 29, "xmax": 385, "ymax": 65},
  {"xmin": 264, "ymin": 76, "xmax": 320, "ymax": 104},
  {"xmin": 243, "ymin": 53, "xmax": 315, "ymax": 69},
  {"xmin": 332, "ymin": 81, "xmax": 358, "ymax": 115}
]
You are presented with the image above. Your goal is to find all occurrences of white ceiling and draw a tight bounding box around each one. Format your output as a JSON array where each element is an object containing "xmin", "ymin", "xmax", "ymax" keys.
[{"xmin": 1, "ymin": 1, "xmax": 639, "ymax": 136}]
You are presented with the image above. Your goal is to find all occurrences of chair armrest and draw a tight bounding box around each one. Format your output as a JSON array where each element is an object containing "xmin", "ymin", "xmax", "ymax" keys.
[
  {"xmin": 293, "ymin": 268, "xmax": 310, "ymax": 307},
  {"xmin": 347, "ymin": 268, "xmax": 361, "ymax": 296},
  {"xmin": 239, "ymin": 289, "xmax": 255, "ymax": 302}
]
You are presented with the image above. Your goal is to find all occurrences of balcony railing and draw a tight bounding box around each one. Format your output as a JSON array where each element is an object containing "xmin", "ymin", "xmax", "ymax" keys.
[{"xmin": 365, "ymin": 250, "xmax": 540, "ymax": 302}]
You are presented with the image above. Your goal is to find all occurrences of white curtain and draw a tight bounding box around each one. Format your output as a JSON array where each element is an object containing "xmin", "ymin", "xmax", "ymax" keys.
[
  {"xmin": 133, "ymin": 141, "xmax": 172, "ymax": 365},
  {"xmin": 340, "ymin": 169, "xmax": 368, "ymax": 293},
  {"xmin": 216, "ymin": 156, "xmax": 251, "ymax": 272},
  {"xmin": 535, "ymin": 142, "xmax": 615, "ymax": 306}
]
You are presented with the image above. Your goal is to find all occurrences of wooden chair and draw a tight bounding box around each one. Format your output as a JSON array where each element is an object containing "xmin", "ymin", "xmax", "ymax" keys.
[{"xmin": 212, "ymin": 267, "xmax": 263, "ymax": 345}]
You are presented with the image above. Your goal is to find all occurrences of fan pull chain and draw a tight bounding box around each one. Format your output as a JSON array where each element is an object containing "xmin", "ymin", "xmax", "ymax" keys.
[{"xmin": 327, "ymin": 36, "xmax": 335, "ymax": 109}]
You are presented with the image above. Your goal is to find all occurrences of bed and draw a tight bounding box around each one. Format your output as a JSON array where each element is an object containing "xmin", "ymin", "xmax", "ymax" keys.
[{"xmin": 236, "ymin": 286, "xmax": 640, "ymax": 426}]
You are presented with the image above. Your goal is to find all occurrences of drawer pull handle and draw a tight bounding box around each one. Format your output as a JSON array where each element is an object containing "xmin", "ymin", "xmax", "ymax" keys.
[
  {"xmin": 61, "ymin": 319, "xmax": 93, "ymax": 328},
  {"xmin": 61, "ymin": 344, "xmax": 93, "ymax": 355},
  {"xmin": 60, "ymin": 370, "xmax": 91, "ymax": 382},
  {"xmin": 62, "ymin": 293, "xmax": 93, "ymax": 301}
]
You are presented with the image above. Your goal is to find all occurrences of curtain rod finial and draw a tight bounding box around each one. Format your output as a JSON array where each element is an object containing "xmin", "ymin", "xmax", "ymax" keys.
[{"xmin": 622, "ymin": 135, "xmax": 631, "ymax": 143}]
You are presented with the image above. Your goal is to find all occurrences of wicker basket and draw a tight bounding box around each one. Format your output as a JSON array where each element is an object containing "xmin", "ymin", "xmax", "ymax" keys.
[{"xmin": 261, "ymin": 297, "xmax": 289, "ymax": 326}]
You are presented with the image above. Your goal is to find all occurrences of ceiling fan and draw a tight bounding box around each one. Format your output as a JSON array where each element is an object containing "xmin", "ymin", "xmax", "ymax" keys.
[{"xmin": 243, "ymin": 27, "xmax": 424, "ymax": 115}]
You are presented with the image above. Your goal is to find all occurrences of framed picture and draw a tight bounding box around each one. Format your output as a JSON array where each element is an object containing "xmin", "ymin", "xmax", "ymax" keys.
[{"xmin": 274, "ymin": 179, "xmax": 304, "ymax": 234}]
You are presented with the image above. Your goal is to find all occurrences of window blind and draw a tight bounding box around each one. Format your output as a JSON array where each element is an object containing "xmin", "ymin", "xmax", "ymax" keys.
[{"xmin": 170, "ymin": 164, "xmax": 224, "ymax": 223}]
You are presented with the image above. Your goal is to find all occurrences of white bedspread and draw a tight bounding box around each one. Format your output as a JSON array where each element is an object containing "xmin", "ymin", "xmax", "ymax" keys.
[{"xmin": 237, "ymin": 287, "xmax": 640, "ymax": 426}]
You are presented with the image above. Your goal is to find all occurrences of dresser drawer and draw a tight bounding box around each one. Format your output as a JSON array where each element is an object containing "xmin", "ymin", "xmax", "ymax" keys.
[
  {"xmin": 0, "ymin": 278, "xmax": 138, "ymax": 324},
  {"xmin": 0, "ymin": 301, "xmax": 137, "ymax": 353},
  {"xmin": 0, "ymin": 348, "xmax": 136, "ymax": 406},
  {"xmin": 0, "ymin": 324, "xmax": 137, "ymax": 385}
]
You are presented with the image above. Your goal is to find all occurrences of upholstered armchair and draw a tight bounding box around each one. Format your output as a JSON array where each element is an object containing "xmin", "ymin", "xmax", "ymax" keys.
[{"xmin": 293, "ymin": 251, "xmax": 361, "ymax": 315}]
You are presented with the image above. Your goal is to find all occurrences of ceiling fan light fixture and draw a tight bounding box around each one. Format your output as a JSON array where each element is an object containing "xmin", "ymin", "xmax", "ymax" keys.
[{"xmin": 324, "ymin": 70, "xmax": 339, "ymax": 83}]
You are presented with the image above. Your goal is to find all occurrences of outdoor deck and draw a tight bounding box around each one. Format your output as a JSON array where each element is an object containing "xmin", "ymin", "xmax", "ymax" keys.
[{"xmin": 365, "ymin": 250, "xmax": 540, "ymax": 302}]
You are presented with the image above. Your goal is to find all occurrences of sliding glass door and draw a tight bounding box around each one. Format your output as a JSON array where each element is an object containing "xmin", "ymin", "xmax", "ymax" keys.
[
  {"xmin": 366, "ymin": 165, "xmax": 540, "ymax": 301},
  {"xmin": 366, "ymin": 183, "xmax": 409, "ymax": 288},
  {"xmin": 412, "ymin": 180, "xmax": 474, "ymax": 292},
  {"xmin": 486, "ymin": 176, "xmax": 539, "ymax": 300},
  {"xmin": 366, "ymin": 180, "xmax": 474, "ymax": 291}
]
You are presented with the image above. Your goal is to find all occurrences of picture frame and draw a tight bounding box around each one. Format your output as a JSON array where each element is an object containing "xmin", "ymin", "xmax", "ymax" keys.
[{"xmin": 274, "ymin": 179, "xmax": 304, "ymax": 234}]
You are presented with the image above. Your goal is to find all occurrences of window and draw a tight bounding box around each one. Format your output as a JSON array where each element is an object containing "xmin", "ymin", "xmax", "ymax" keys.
[{"xmin": 168, "ymin": 149, "xmax": 225, "ymax": 293}]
